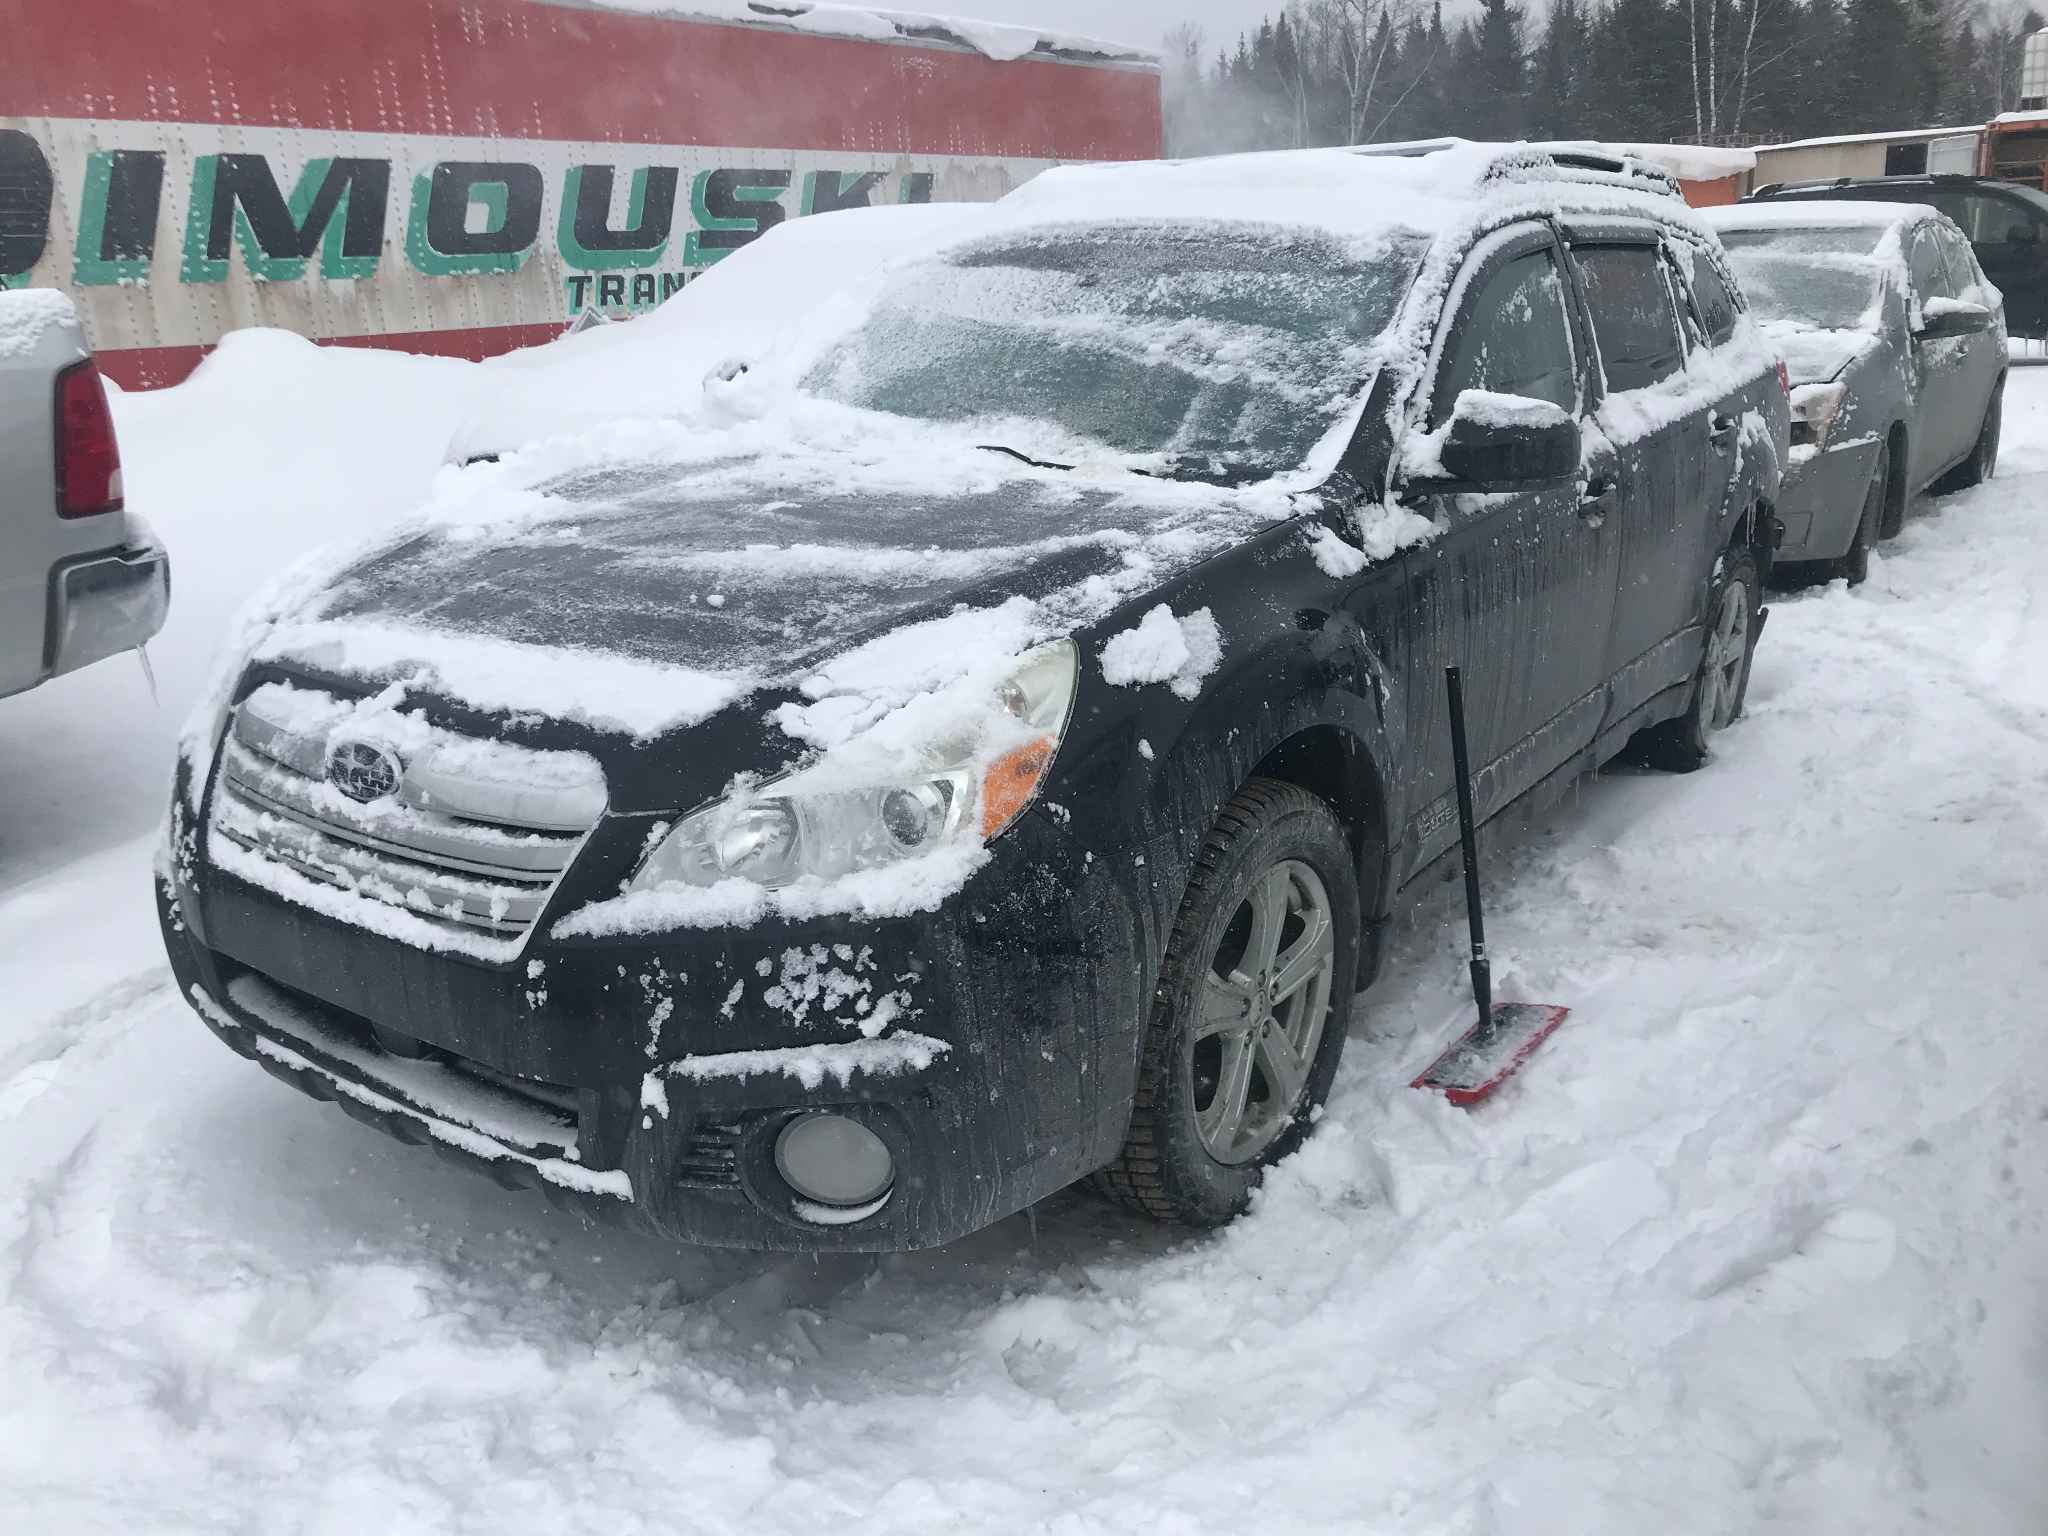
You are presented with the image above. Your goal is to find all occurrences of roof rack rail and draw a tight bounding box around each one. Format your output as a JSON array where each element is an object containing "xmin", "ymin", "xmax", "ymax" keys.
[
  {"xmin": 1348, "ymin": 138, "xmax": 1685, "ymax": 200},
  {"xmin": 1485, "ymin": 146, "xmax": 1685, "ymax": 200}
]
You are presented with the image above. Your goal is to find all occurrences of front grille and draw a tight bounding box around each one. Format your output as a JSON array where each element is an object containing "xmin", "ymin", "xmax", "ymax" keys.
[
  {"xmin": 675, "ymin": 1120, "xmax": 744, "ymax": 1189},
  {"xmin": 211, "ymin": 682, "xmax": 606, "ymax": 939}
]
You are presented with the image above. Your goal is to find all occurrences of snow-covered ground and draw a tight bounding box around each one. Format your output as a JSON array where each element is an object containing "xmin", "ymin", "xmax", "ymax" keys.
[{"xmin": 3, "ymin": 349, "xmax": 2046, "ymax": 1532}]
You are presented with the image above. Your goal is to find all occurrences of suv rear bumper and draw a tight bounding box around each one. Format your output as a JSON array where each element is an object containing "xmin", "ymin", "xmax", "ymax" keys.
[{"xmin": 51, "ymin": 537, "xmax": 170, "ymax": 680}]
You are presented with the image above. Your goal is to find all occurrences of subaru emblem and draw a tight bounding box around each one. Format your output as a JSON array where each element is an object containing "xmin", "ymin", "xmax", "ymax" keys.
[{"xmin": 325, "ymin": 739, "xmax": 403, "ymax": 804}]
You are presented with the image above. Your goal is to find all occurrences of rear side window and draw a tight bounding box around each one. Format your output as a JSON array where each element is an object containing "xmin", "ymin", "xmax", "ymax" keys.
[
  {"xmin": 1682, "ymin": 250, "xmax": 1740, "ymax": 347},
  {"xmin": 1572, "ymin": 243, "xmax": 1685, "ymax": 391},
  {"xmin": 1436, "ymin": 248, "xmax": 1580, "ymax": 420}
]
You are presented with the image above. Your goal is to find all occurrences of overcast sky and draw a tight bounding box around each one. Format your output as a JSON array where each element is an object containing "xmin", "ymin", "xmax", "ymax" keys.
[{"xmin": 936, "ymin": 0, "xmax": 1279, "ymax": 56}]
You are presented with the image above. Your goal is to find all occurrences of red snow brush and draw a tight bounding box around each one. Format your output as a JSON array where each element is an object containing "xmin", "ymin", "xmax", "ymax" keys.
[{"xmin": 1411, "ymin": 666, "xmax": 1568, "ymax": 1107}]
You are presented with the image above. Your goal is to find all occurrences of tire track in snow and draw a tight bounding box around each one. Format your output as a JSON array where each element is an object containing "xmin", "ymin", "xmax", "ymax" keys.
[{"xmin": 0, "ymin": 967, "xmax": 170, "ymax": 1120}]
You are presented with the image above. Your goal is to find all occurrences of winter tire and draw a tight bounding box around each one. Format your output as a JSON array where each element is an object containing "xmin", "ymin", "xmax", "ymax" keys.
[
  {"xmin": 1628, "ymin": 546, "xmax": 1761, "ymax": 774},
  {"xmin": 1833, "ymin": 439, "xmax": 1888, "ymax": 587},
  {"xmin": 1095, "ymin": 778, "xmax": 1360, "ymax": 1226},
  {"xmin": 1938, "ymin": 381, "xmax": 2002, "ymax": 494}
]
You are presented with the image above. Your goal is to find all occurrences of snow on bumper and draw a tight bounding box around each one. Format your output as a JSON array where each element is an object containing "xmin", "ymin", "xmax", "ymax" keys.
[{"xmin": 156, "ymin": 792, "xmax": 1146, "ymax": 1252}]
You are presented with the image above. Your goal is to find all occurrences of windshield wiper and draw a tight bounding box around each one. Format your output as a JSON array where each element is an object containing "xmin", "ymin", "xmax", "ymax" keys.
[{"xmin": 977, "ymin": 443, "xmax": 1073, "ymax": 472}]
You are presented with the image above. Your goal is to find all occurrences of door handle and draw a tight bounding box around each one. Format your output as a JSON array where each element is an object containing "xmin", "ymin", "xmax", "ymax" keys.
[
  {"xmin": 1578, "ymin": 480, "xmax": 1618, "ymax": 527},
  {"xmin": 1710, "ymin": 414, "xmax": 1740, "ymax": 447}
]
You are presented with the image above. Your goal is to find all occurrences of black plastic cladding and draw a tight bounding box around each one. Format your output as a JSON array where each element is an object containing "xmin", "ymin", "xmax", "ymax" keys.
[{"xmin": 161, "ymin": 184, "xmax": 1788, "ymax": 1252}]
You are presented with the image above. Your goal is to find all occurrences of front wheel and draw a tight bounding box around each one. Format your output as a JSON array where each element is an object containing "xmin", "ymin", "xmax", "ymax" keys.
[
  {"xmin": 1095, "ymin": 779, "xmax": 1360, "ymax": 1226},
  {"xmin": 1628, "ymin": 547, "xmax": 1761, "ymax": 774}
]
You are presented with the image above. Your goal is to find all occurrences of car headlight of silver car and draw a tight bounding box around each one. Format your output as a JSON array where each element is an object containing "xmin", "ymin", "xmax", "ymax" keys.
[{"xmin": 627, "ymin": 640, "xmax": 1079, "ymax": 893}]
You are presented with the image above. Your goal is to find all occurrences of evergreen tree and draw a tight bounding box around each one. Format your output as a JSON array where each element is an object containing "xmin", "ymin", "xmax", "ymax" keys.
[
  {"xmin": 1530, "ymin": 0, "xmax": 1591, "ymax": 138},
  {"xmin": 1468, "ymin": 0, "xmax": 1530, "ymax": 139}
]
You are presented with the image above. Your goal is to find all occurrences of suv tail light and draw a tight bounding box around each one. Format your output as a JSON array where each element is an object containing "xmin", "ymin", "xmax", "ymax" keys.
[
  {"xmin": 1775, "ymin": 359, "xmax": 1791, "ymax": 398},
  {"xmin": 54, "ymin": 359, "xmax": 124, "ymax": 518}
]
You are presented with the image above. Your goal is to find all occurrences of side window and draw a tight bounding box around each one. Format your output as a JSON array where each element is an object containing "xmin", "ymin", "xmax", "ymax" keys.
[
  {"xmin": 1435, "ymin": 247, "xmax": 1580, "ymax": 422},
  {"xmin": 1935, "ymin": 225, "xmax": 1986, "ymax": 296},
  {"xmin": 1908, "ymin": 226, "xmax": 1956, "ymax": 301},
  {"xmin": 1682, "ymin": 249, "xmax": 1740, "ymax": 347},
  {"xmin": 1572, "ymin": 243, "xmax": 1685, "ymax": 392}
]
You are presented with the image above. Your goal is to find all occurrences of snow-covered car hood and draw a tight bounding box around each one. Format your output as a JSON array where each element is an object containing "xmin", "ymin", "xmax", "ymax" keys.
[
  {"xmin": 314, "ymin": 471, "xmax": 1266, "ymax": 682},
  {"xmin": 225, "ymin": 439, "xmax": 1311, "ymax": 754},
  {"xmin": 1760, "ymin": 322, "xmax": 1877, "ymax": 386}
]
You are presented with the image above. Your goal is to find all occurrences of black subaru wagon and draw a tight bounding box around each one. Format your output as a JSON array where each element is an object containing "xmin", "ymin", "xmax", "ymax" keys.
[{"xmin": 160, "ymin": 145, "xmax": 1787, "ymax": 1251}]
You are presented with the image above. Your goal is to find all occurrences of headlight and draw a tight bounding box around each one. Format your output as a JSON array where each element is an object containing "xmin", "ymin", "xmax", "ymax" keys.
[
  {"xmin": 629, "ymin": 639, "xmax": 1078, "ymax": 894},
  {"xmin": 1788, "ymin": 381, "xmax": 1847, "ymax": 450}
]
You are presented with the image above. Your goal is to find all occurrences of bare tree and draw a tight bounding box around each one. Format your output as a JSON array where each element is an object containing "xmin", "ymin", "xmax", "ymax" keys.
[{"xmin": 1293, "ymin": 0, "xmax": 1414, "ymax": 145}]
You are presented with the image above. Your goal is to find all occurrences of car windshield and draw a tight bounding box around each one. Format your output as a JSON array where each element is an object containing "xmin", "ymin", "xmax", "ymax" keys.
[
  {"xmin": 1725, "ymin": 249, "xmax": 1885, "ymax": 332},
  {"xmin": 802, "ymin": 222, "xmax": 1426, "ymax": 478},
  {"xmin": 1717, "ymin": 225, "xmax": 1890, "ymax": 259}
]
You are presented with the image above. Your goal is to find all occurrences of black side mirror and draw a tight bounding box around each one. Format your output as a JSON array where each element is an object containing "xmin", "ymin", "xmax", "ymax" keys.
[
  {"xmin": 1427, "ymin": 390, "xmax": 1581, "ymax": 487},
  {"xmin": 1915, "ymin": 299, "xmax": 1993, "ymax": 340}
]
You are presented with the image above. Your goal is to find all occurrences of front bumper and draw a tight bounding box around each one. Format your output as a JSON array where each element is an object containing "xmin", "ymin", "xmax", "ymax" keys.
[
  {"xmin": 50, "ymin": 538, "xmax": 170, "ymax": 679},
  {"xmin": 157, "ymin": 780, "xmax": 1152, "ymax": 1252},
  {"xmin": 1775, "ymin": 436, "xmax": 1883, "ymax": 563}
]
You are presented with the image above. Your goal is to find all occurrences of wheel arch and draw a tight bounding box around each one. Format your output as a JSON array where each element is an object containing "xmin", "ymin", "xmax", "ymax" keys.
[{"xmin": 1250, "ymin": 723, "xmax": 1392, "ymax": 923}]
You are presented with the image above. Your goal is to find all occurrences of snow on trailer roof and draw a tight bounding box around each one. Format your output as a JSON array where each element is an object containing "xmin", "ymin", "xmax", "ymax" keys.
[
  {"xmin": 568, "ymin": 0, "xmax": 1159, "ymax": 64},
  {"xmin": 1759, "ymin": 124, "xmax": 1978, "ymax": 151}
]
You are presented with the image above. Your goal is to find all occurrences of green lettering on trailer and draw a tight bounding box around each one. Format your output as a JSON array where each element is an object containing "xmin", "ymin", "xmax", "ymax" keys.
[
  {"xmin": 73, "ymin": 151, "xmax": 156, "ymax": 286},
  {"xmin": 558, "ymin": 165, "xmax": 676, "ymax": 271},
  {"xmin": 683, "ymin": 168, "xmax": 790, "ymax": 267},
  {"xmin": 406, "ymin": 172, "xmax": 527, "ymax": 277},
  {"xmin": 180, "ymin": 155, "xmax": 385, "ymax": 284}
]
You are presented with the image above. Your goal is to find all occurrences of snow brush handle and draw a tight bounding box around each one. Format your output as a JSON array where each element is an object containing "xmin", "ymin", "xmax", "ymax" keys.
[{"xmin": 1445, "ymin": 666, "xmax": 1492, "ymax": 1029}]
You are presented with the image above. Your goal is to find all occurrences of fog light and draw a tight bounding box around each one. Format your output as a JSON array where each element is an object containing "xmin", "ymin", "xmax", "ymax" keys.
[{"xmin": 774, "ymin": 1113, "xmax": 894, "ymax": 1209}]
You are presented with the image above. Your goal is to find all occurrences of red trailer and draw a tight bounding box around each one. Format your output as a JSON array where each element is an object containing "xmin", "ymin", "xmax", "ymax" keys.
[{"xmin": 0, "ymin": 0, "xmax": 1162, "ymax": 388}]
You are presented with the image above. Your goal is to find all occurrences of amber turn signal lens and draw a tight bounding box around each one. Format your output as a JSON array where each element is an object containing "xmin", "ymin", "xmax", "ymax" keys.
[{"xmin": 980, "ymin": 736, "xmax": 1055, "ymax": 838}]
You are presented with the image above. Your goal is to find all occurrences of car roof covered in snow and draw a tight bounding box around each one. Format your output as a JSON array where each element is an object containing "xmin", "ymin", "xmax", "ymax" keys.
[
  {"xmin": 987, "ymin": 141, "xmax": 1693, "ymax": 249},
  {"xmin": 1704, "ymin": 200, "xmax": 1939, "ymax": 234}
]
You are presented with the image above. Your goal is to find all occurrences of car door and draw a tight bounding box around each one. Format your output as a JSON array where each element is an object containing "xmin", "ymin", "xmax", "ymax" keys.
[
  {"xmin": 1904, "ymin": 220, "xmax": 1977, "ymax": 479},
  {"xmin": 1667, "ymin": 236, "xmax": 1750, "ymax": 535},
  {"xmin": 1388, "ymin": 223, "xmax": 1623, "ymax": 877},
  {"xmin": 1931, "ymin": 221, "xmax": 2006, "ymax": 432},
  {"xmin": 1561, "ymin": 231, "xmax": 1704, "ymax": 722}
]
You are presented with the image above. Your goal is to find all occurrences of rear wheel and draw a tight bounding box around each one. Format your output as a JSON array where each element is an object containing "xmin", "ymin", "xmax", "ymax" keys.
[
  {"xmin": 1832, "ymin": 440, "xmax": 1888, "ymax": 587},
  {"xmin": 1940, "ymin": 381, "xmax": 2002, "ymax": 493},
  {"xmin": 1628, "ymin": 548, "xmax": 1761, "ymax": 774},
  {"xmin": 1095, "ymin": 779, "xmax": 1360, "ymax": 1226}
]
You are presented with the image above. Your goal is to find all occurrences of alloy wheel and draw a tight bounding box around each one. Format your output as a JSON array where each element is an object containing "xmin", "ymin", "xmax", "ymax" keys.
[
  {"xmin": 1696, "ymin": 578, "xmax": 1751, "ymax": 734},
  {"xmin": 1191, "ymin": 859, "xmax": 1336, "ymax": 1165}
]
